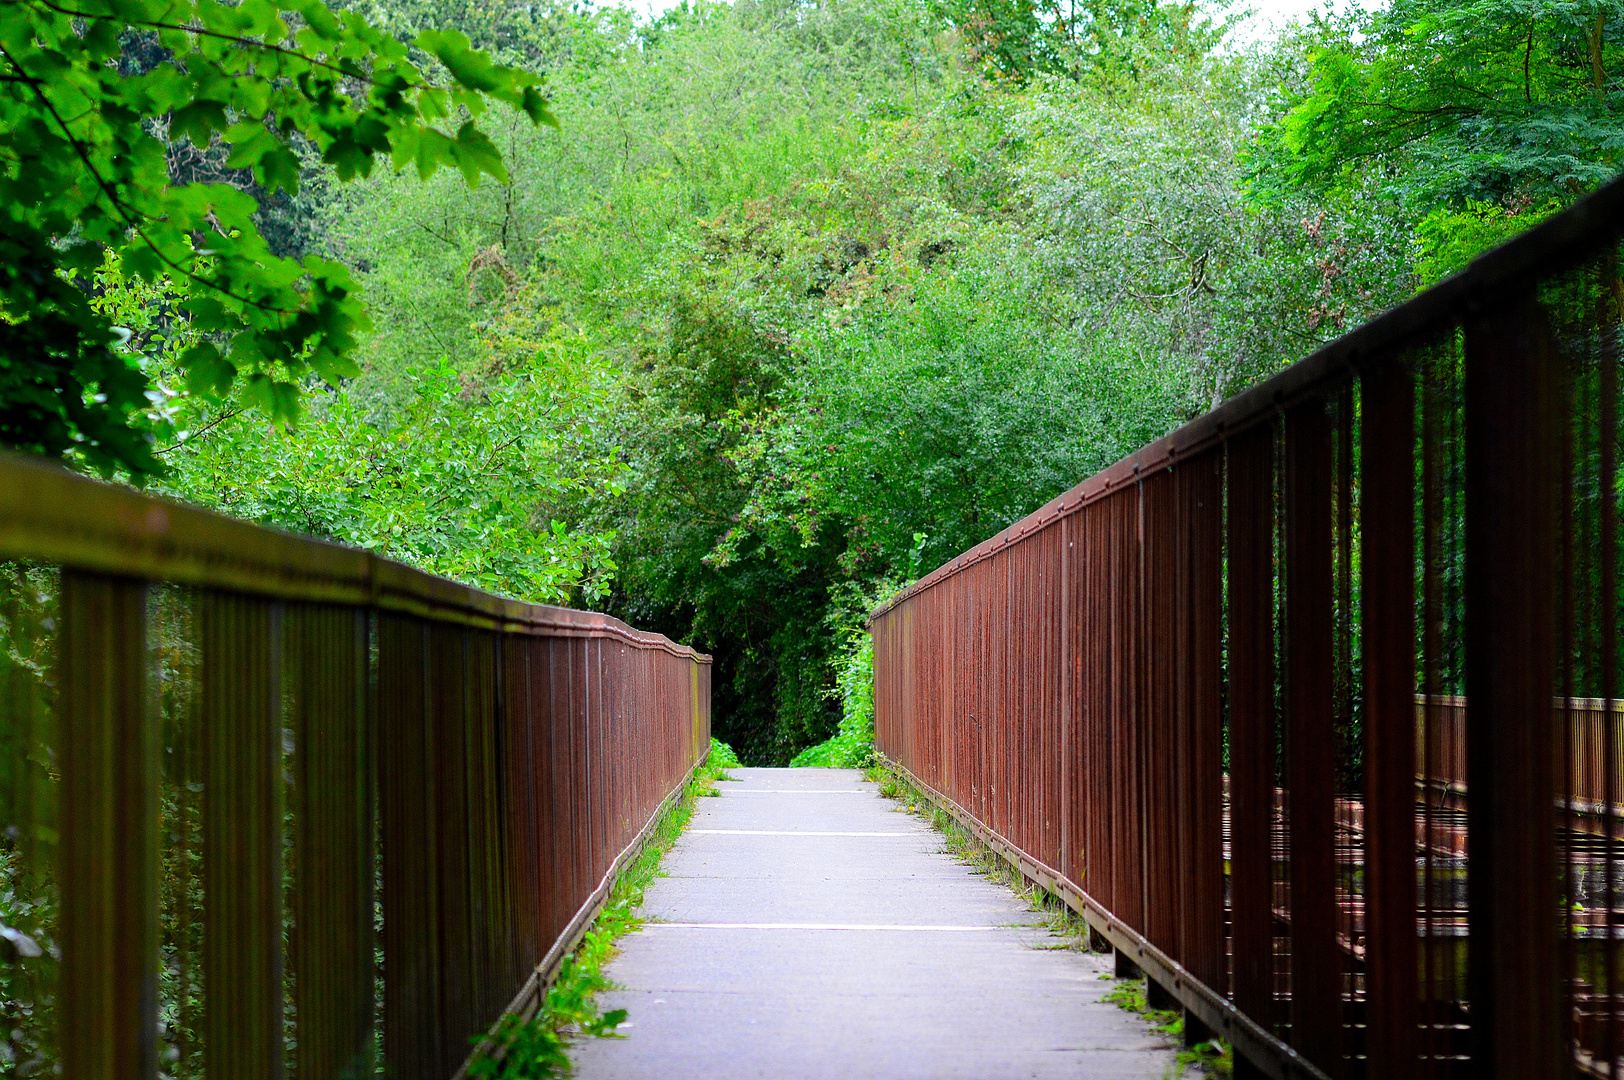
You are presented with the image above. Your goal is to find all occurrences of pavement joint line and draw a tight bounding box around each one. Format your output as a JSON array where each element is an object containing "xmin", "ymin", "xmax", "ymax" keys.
[
  {"xmin": 686, "ymin": 829, "xmax": 917, "ymax": 836},
  {"xmin": 573, "ymin": 767, "xmax": 1184, "ymax": 1079},
  {"xmin": 640, "ymin": 922, "xmax": 1007, "ymax": 931}
]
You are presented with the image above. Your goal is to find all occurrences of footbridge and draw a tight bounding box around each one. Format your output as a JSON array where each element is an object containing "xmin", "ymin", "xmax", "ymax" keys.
[{"xmin": 5, "ymin": 174, "xmax": 1624, "ymax": 1080}]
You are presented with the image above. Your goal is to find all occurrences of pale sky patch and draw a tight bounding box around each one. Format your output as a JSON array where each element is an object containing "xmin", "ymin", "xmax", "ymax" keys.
[{"xmin": 1228, "ymin": 0, "xmax": 1367, "ymax": 43}]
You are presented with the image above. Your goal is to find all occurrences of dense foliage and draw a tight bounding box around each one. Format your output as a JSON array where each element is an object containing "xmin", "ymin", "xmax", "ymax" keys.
[
  {"xmin": 0, "ymin": 0, "xmax": 552, "ymax": 474},
  {"xmin": 1258, "ymin": 1, "xmax": 1623, "ymax": 209},
  {"xmin": 1252, "ymin": 0, "xmax": 1624, "ymax": 281},
  {"xmin": 5, "ymin": 0, "xmax": 1620, "ymax": 763}
]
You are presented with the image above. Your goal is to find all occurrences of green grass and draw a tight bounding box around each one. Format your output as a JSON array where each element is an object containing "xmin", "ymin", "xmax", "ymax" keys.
[
  {"xmin": 466, "ymin": 747, "xmax": 735, "ymax": 1078},
  {"xmin": 864, "ymin": 761, "xmax": 1233, "ymax": 1079},
  {"xmin": 1098, "ymin": 980, "xmax": 1232, "ymax": 1078}
]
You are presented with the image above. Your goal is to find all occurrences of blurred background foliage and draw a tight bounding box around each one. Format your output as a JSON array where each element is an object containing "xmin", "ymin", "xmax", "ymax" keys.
[{"xmin": 14, "ymin": 0, "xmax": 1622, "ymax": 762}]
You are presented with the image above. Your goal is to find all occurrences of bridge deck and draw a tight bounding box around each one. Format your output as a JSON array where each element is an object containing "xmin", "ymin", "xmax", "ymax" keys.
[{"xmin": 572, "ymin": 767, "xmax": 1184, "ymax": 1079}]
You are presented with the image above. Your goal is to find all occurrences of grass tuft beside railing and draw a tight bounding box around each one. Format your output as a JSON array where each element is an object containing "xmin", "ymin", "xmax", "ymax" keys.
[{"xmin": 466, "ymin": 748, "xmax": 737, "ymax": 1079}]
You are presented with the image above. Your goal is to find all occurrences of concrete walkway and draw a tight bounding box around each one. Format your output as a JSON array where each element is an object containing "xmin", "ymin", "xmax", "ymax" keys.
[{"xmin": 572, "ymin": 767, "xmax": 1185, "ymax": 1080}]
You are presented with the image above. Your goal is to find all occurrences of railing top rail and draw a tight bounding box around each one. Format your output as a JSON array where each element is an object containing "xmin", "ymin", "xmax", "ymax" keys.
[
  {"xmin": 0, "ymin": 450, "xmax": 711, "ymax": 660},
  {"xmin": 869, "ymin": 171, "xmax": 1624, "ymax": 625}
]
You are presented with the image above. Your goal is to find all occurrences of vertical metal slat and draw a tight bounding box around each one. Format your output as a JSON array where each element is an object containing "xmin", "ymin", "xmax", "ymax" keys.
[
  {"xmin": 1361, "ymin": 358, "xmax": 1420, "ymax": 1077},
  {"xmin": 201, "ymin": 591, "xmax": 284, "ymax": 1080},
  {"xmin": 59, "ymin": 573, "xmax": 156, "ymax": 1080},
  {"xmin": 1226, "ymin": 425, "xmax": 1278, "ymax": 1075},
  {"xmin": 1464, "ymin": 289, "xmax": 1563, "ymax": 1078},
  {"xmin": 1285, "ymin": 402, "xmax": 1341, "ymax": 1075},
  {"xmin": 287, "ymin": 604, "xmax": 374, "ymax": 1080},
  {"xmin": 379, "ymin": 614, "xmax": 440, "ymax": 1079}
]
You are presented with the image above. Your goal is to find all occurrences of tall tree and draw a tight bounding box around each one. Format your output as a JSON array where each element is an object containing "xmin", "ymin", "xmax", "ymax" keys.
[
  {"xmin": 0, "ymin": 0, "xmax": 554, "ymax": 474},
  {"xmin": 1257, "ymin": 0, "xmax": 1624, "ymax": 212},
  {"xmin": 933, "ymin": 0, "xmax": 1223, "ymax": 84}
]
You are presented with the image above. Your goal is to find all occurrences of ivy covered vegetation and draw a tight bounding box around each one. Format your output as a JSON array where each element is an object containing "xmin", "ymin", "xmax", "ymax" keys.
[{"xmin": 3, "ymin": 0, "xmax": 1620, "ymax": 763}]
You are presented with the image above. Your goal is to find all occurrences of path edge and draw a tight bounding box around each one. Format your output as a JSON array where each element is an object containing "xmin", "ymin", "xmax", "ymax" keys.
[
  {"xmin": 451, "ymin": 751, "xmax": 713, "ymax": 1080},
  {"xmin": 871, "ymin": 753, "xmax": 1330, "ymax": 1080}
]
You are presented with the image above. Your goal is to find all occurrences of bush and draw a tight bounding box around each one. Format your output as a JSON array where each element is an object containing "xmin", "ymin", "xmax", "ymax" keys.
[
  {"xmin": 790, "ymin": 633, "xmax": 874, "ymax": 769},
  {"xmin": 707, "ymin": 737, "xmax": 743, "ymax": 769}
]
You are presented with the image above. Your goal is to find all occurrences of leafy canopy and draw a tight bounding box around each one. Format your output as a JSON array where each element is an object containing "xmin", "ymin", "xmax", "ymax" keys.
[
  {"xmin": 1256, "ymin": 0, "xmax": 1624, "ymax": 212},
  {"xmin": 933, "ymin": 0, "xmax": 1226, "ymax": 84},
  {"xmin": 79, "ymin": 246, "xmax": 625, "ymax": 605},
  {"xmin": 0, "ymin": 0, "xmax": 554, "ymax": 474},
  {"xmin": 353, "ymin": 0, "xmax": 1406, "ymax": 761}
]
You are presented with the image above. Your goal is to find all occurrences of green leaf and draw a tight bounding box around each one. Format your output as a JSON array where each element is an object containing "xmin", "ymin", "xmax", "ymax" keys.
[
  {"xmin": 171, "ymin": 100, "xmax": 229, "ymax": 146},
  {"xmin": 182, "ymin": 343, "xmax": 236, "ymax": 397},
  {"xmin": 135, "ymin": 64, "xmax": 192, "ymax": 113},
  {"xmin": 268, "ymin": 380, "xmax": 300, "ymax": 423},
  {"xmin": 224, "ymin": 125, "xmax": 279, "ymax": 167},
  {"xmin": 452, "ymin": 121, "xmax": 506, "ymax": 187},
  {"xmin": 122, "ymin": 244, "xmax": 165, "ymax": 282},
  {"xmin": 259, "ymin": 145, "xmax": 302, "ymax": 195},
  {"xmin": 520, "ymin": 86, "xmax": 558, "ymax": 129}
]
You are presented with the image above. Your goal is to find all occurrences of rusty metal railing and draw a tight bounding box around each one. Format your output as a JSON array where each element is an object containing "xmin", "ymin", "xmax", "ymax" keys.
[
  {"xmin": 870, "ymin": 175, "xmax": 1624, "ymax": 1080},
  {"xmin": 0, "ymin": 452, "xmax": 710, "ymax": 1079}
]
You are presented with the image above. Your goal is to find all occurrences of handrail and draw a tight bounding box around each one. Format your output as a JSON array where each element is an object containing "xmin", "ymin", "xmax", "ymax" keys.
[
  {"xmin": 0, "ymin": 449, "xmax": 709, "ymax": 658},
  {"xmin": 871, "ymin": 172, "xmax": 1624, "ymax": 1078},
  {"xmin": 870, "ymin": 170, "xmax": 1624, "ymax": 624},
  {"xmin": 0, "ymin": 448, "xmax": 712, "ymax": 1079}
]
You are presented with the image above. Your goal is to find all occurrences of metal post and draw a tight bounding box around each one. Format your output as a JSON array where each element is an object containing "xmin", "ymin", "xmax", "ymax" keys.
[
  {"xmin": 1464, "ymin": 289, "xmax": 1562, "ymax": 1078},
  {"xmin": 1227, "ymin": 424, "xmax": 1278, "ymax": 1080},
  {"xmin": 1361, "ymin": 359, "xmax": 1420, "ymax": 1077},
  {"xmin": 1285, "ymin": 402, "xmax": 1341, "ymax": 1076},
  {"xmin": 59, "ymin": 573, "xmax": 155, "ymax": 1080},
  {"xmin": 201, "ymin": 592, "xmax": 285, "ymax": 1080}
]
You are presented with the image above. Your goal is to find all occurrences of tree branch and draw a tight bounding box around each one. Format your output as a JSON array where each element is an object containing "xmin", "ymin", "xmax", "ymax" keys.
[
  {"xmin": 33, "ymin": 0, "xmax": 418, "ymax": 90},
  {"xmin": 155, "ymin": 405, "xmax": 245, "ymax": 452},
  {"xmin": 0, "ymin": 39, "xmax": 299, "ymax": 321}
]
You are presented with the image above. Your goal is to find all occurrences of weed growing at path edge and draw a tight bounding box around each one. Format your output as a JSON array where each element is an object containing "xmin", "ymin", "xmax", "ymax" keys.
[
  {"xmin": 707, "ymin": 736, "xmax": 743, "ymax": 769},
  {"xmin": 865, "ymin": 762, "xmax": 1232, "ymax": 1079},
  {"xmin": 1101, "ymin": 979, "xmax": 1232, "ymax": 1078},
  {"xmin": 466, "ymin": 741, "xmax": 741, "ymax": 1078}
]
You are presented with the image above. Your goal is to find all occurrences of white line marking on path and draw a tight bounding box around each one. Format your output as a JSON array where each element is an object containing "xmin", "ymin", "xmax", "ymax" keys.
[
  {"xmin": 726, "ymin": 789, "xmax": 867, "ymax": 794},
  {"xmin": 687, "ymin": 829, "xmax": 915, "ymax": 836},
  {"xmin": 643, "ymin": 923, "xmax": 1006, "ymax": 932}
]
